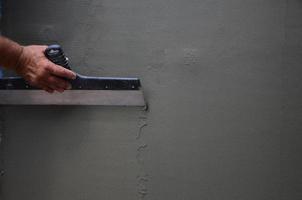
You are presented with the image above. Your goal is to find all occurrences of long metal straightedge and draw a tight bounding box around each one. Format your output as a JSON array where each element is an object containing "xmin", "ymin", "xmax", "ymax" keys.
[
  {"xmin": 0, "ymin": 44, "xmax": 146, "ymax": 106},
  {"xmin": 0, "ymin": 90, "xmax": 145, "ymax": 106}
]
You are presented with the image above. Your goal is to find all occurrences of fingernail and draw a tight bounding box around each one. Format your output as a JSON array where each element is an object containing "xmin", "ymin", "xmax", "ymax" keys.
[
  {"xmin": 72, "ymin": 73, "xmax": 77, "ymax": 79},
  {"xmin": 67, "ymin": 84, "xmax": 72, "ymax": 89}
]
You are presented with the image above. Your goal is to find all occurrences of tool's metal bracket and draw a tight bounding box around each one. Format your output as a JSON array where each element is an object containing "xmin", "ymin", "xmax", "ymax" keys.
[{"xmin": 0, "ymin": 75, "xmax": 141, "ymax": 90}]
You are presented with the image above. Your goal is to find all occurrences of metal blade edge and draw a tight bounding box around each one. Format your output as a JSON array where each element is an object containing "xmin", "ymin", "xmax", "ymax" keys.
[{"xmin": 0, "ymin": 90, "xmax": 146, "ymax": 106}]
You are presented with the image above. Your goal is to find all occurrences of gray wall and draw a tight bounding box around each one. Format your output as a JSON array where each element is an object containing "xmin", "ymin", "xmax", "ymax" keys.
[{"xmin": 1, "ymin": 0, "xmax": 302, "ymax": 199}]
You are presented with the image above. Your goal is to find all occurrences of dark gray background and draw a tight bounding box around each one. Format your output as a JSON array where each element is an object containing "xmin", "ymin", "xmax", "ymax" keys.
[{"xmin": 0, "ymin": 0, "xmax": 302, "ymax": 199}]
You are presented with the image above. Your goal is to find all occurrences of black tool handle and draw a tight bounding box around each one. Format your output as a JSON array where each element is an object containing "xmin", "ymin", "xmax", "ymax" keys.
[{"xmin": 44, "ymin": 44, "xmax": 71, "ymax": 70}]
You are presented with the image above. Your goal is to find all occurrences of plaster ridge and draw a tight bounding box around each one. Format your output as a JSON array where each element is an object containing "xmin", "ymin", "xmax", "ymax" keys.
[{"xmin": 136, "ymin": 110, "xmax": 149, "ymax": 200}]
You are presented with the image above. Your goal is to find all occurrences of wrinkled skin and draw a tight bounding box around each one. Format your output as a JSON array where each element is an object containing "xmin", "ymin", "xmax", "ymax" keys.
[{"xmin": 16, "ymin": 45, "xmax": 76, "ymax": 93}]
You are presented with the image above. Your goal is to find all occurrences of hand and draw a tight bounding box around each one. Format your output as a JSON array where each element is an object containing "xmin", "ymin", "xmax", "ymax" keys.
[{"xmin": 15, "ymin": 45, "xmax": 76, "ymax": 93}]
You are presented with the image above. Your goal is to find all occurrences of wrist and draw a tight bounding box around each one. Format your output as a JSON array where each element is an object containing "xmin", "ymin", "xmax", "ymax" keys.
[
  {"xmin": 0, "ymin": 37, "xmax": 25, "ymax": 71},
  {"xmin": 14, "ymin": 45, "xmax": 25, "ymax": 72}
]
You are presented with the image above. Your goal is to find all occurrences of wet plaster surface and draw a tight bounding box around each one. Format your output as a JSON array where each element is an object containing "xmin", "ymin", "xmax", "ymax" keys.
[{"xmin": 0, "ymin": 0, "xmax": 302, "ymax": 200}]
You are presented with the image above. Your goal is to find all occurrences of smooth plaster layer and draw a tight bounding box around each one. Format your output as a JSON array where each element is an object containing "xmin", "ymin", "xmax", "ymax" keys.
[{"xmin": 1, "ymin": 0, "xmax": 302, "ymax": 200}]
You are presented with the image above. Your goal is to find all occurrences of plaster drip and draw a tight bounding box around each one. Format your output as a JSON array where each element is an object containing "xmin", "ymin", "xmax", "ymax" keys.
[{"xmin": 136, "ymin": 113, "xmax": 148, "ymax": 199}]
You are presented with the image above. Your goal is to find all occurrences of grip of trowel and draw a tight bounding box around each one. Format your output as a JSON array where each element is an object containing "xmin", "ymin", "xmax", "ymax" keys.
[{"xmin": 44, "ymin": 44, "xmax": 71, "ymax": 70}]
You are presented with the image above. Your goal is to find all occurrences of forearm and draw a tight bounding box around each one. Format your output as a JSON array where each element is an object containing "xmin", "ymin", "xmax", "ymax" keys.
[{"xmin": 0, "ymin": 36, "xmax": 23, "ymax": 70}]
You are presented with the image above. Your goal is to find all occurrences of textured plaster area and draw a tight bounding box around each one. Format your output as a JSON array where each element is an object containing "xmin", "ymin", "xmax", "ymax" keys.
[{"xmin": 1, "ymin": 0, "xmax": 302, "ymax": 200}]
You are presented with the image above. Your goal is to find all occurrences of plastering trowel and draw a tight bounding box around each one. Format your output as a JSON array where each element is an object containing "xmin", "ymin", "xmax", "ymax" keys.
[{"xmin": 0, "ymin": 45, "xmax": 146, "ymax": 106}]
